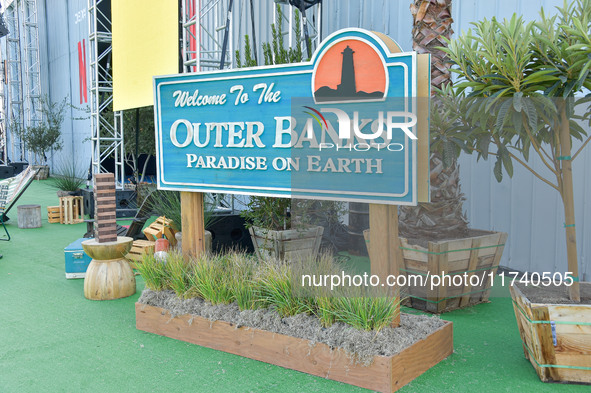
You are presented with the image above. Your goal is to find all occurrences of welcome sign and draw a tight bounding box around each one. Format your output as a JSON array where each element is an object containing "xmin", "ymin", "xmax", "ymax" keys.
[{"xmin": 154, "ymin": 29, "xmax": 429, "ymax": 205}]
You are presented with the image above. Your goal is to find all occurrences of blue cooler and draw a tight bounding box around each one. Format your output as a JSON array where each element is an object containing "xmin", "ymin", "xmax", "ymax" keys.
[{"xmin": 65, "ymin": 238, "xmax": 93, "ymax": 279}]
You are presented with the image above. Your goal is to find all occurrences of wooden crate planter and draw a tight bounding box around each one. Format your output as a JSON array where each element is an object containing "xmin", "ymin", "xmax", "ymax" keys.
[
  {"xmin": 510, "ymin": 284, "xmax": 591, "ymax": 384},
  {"xmin": 136, "ymin": 303, "xmax": 453, "ymax": 392},
  {"xmin": 364, "ymin": 230, "xmax": 507, "ymax": 313},
  {"xmin": 249, "ymin": 225, "xmax": 323, "ymax": 261},
  {"xmin": 59, "ymin": 196, "xmax": 84, "ymax": 224},
  {"xmin": 143, "ymin": 216, "xmax": 177, "ymax": 247},
  {"xmin": 125, "ymin": 240, "xmax": 156, "ymax": 269},
  {"xmin": 47, "ymin": 206, "xmax": 62, "ymax": 224}
]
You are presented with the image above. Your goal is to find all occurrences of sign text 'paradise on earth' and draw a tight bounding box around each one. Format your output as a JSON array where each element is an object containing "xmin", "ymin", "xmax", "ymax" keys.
[{"xmin": 154, "ymin": 29, "xmax": 428, "ymax": 205}]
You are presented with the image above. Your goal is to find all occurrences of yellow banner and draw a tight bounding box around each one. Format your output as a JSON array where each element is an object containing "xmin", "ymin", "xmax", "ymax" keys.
[{"xmin": 112, "ymin": 0, "xmax": 179, "ymax": 111}]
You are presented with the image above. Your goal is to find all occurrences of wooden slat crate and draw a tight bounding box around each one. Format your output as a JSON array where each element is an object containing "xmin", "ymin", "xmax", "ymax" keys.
[
  {"xmin": 364, "ymin": 230, "xmax": 508, "ymax": 313},
  {"xmin": 143, "ymin": 216, "xmax": 177, "ymax": 247},
  {"xmin": 126, "ymin": 240, "xmax": 156, "ymax": 269},
  {"xmin": 47, "ymin": 206, "xmax": 62, "ymax": 224},
  {"xmin": 59, "ymin": 196, "xmax": 84, "ymax": 225},
  {"xmin": 510, "ymin": 284, "xmax": 591, "ymax": 384}
]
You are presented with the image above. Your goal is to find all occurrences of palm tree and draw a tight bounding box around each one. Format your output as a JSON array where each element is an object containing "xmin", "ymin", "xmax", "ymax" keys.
[
  {"xmin": 398, "ymin": 0, "xmax": 469, "ymax": 241},
  {"xmin": 410, "ymin": 0, "xmax": 453, "ymax": 89}
]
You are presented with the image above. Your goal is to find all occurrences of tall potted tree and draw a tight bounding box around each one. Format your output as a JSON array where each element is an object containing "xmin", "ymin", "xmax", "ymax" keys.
[
  {"xmin": 13, "ymin": 96, "xmax": 67, "ymax": 179},
  {"xmin": 442, "ymin": 0, "xmax": 591, "ymax": 383}
]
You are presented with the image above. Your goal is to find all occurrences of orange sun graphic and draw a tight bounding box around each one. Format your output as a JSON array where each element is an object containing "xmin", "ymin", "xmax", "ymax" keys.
[{"xmin": 314, "ymin": 39, "xmax": 386, "ymax": 102}]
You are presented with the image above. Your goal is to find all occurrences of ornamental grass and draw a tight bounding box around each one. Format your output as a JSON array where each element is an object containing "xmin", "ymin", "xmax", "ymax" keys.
[{"xmin": 135, "ymin": 251, "xmax": 400, "ymax": 331}]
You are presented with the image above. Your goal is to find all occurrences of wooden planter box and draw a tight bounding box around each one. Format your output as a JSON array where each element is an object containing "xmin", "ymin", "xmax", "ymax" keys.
[
  {"xmin": 136, "ymin": 303, "xmax": 453, "ymax": 392},
  {"xmin": 510, "ymin": 284, "xmax": 591, "ymax": 384},
  {"xmin": 249, "ymin": 225, "xmax": 323, "ymax": 261},
  {"xmin": 365, "ymin": 230, "xmax": 507, "ymax": 313},
  {"xmin": 31, "ymin": 164, "xmax": 49, "ymax": 180}
]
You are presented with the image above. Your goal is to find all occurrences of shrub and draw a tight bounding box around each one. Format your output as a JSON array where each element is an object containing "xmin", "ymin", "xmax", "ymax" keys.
[{"xmin": 50, "ymin": 160, "xmax": 85, "ymax": 192}]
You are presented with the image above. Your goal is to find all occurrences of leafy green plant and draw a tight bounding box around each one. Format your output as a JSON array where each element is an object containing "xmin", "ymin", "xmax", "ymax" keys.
[
  {"xmin": 49, "ymin": 160, "xmax": 85, "ymax": 192},
  {"xmin": 441, "ymin": 0, "xmax": 591, "ymax": 301},
  {"xmin": 13, "ymin": 95, "xmax": 68, "ymax": 165},
  {"xmin": 240, "ymin": 195, "xmax": 291, "ymax": 231},
  {"xmin": 315, "ymin": 295, "xmax": 337, "ymax": 328}
]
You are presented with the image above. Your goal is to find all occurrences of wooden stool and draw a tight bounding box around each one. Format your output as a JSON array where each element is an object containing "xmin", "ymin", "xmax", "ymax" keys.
[
  {"xmin": 59, "ymin": 196, "xmax": 84, "ymax": 224},
  {"xmin": 17, "ymin": 204, "xmax": 42, "ymax": 228}
]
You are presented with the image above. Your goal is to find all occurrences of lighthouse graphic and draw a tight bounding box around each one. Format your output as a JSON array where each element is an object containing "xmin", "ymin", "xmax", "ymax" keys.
[
  {"xmin": 337, "ymin": 46, "xmax": 357, "ymax": 96},
  {"xmin": 314, "ymin": 42, "xmax": 384, "ymax": 102}
]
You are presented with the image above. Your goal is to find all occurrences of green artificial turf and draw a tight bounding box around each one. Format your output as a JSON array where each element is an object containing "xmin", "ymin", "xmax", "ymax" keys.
[{"xmin": 0, "ymin": 180, "xmax": 586, "ymax": 392}]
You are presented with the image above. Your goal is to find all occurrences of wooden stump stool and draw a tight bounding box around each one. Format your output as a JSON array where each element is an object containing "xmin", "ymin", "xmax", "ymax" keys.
[
  {"xmin": 82, "ymin": 236, "xmax": 135, "ymax": 300},
  {"xmin": 17, "ymin": 204, "xmax": 42, "ymax": 229}
]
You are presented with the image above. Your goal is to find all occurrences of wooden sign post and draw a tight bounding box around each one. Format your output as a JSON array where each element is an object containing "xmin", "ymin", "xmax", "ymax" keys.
[
  {"xmin": 180, "ymin": 191, "xmax": 206, "ymax": 257},
  {"xmin": 369, "ymin": 204, "xmax": 403, "ymax": 327}
]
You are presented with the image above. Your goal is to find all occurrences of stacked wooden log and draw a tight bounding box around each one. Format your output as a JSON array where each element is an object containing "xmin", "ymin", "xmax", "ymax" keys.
[{"xmin": 94, "ymin": 173, "xmax": 117, "ymax": 242}]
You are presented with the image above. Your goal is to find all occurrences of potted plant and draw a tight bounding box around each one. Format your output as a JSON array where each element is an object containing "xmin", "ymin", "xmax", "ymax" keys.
[
  {"xmin": 241, "ymin": 196, "xmax": 324, "ymax": 261},
  {"xmin": 442, "ymin": 0, "xmax": 591, "ymax": 383},
  {"xmin": 12, "ymin": 95, "xmax": 68, "ymax": 180},
  {"xmin": 236, "ymin": 7, "xmax": 324, "ymax": 261},
  {"xmin": 50, "ymin": 160, "xmax": 85, "ymax": 197}
]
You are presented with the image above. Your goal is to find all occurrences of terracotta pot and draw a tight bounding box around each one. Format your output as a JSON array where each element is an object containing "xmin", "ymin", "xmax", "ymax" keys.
[{"xmin": 155, "ymin": 238, "xmax": 170, "ymax": 252}]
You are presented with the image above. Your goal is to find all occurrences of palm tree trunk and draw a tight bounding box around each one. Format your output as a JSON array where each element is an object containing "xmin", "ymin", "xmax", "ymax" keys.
[
  {"xmin": 410, "ymin": 0, "xmax": 454, "ymax": 90},
  {"xmin": 400, "ymin": 0, "xmax": 468, "ymax": 242}
]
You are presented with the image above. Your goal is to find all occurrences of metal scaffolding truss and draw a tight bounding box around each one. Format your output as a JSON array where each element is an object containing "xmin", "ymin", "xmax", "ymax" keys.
[
  {"xmin": 88, "ymin": 0, "xmax": 124, "ymax": 189},
  {"xmin": 0, "ymin": 0, "xmax": 42, "ymax": 165},
  {"xmin": 0, "ymin": 49, "xmax": 7, "ymax": 165},
  {"xmin": 182, "ymin": 0, "xmax": 234, "ymax": 72},
  {"xmin": 4, "ymin": 1, "xmax": 25, "ymax": 162},
  {"xmin": 21, "ymin": 0, "xmax": 42, "ymax": 163},
  {"xmin": 182, "ymin": 1, "xmax": 322, "ymax": 72}
]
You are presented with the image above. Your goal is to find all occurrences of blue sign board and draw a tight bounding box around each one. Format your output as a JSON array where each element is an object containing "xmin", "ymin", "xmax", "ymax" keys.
[{"xmin": 154, "ymin": 28, "xmax": 422, "ymax": 205}]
